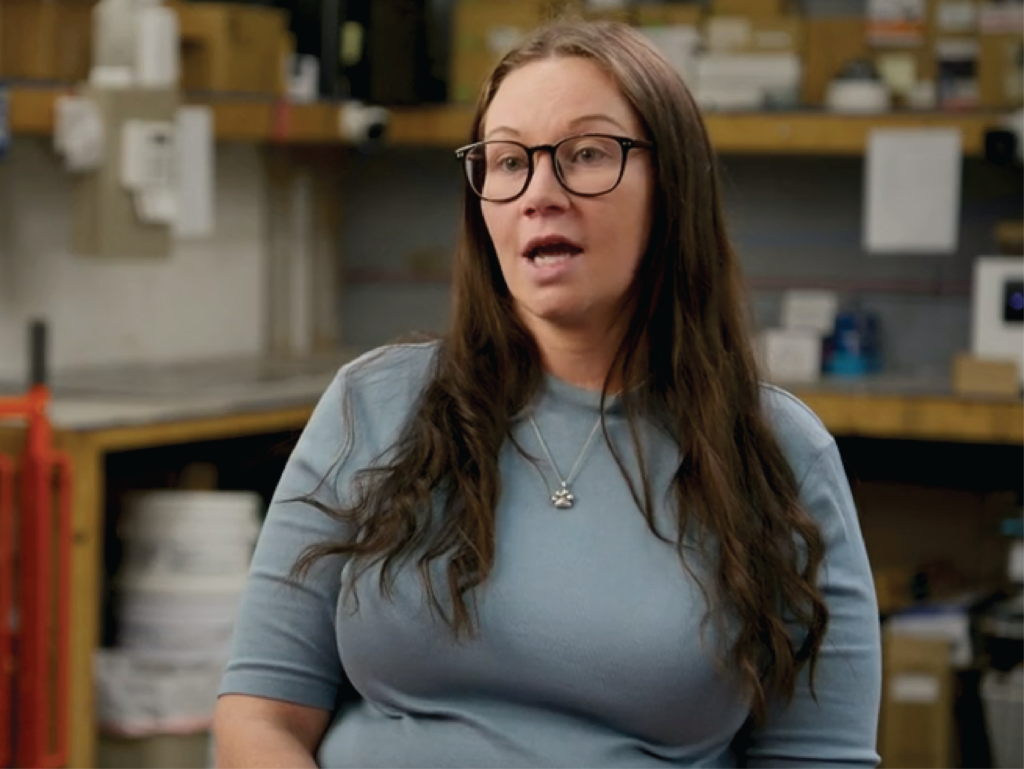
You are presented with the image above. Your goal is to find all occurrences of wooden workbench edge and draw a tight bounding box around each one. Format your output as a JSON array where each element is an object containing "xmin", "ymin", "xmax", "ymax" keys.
[
  {"xmin": 794, "ymin": 390, "xmax": 1024, "ymax": 444},
  {"xmin": 62, "ymin": 404, "xmax": 317, "ymax": 454},
  {"xmin": 33, "ymin": 391, "xmax": 1024, "ymax": 451}
]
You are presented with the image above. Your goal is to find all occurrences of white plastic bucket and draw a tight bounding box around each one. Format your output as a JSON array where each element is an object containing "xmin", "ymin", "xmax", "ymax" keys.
[
  {"xmin": 121, "ymin": 491, "xmax": 261, "ymax": 579},
  {"xmin": 95, "ymin": 649, "xmax": 226, "ymax": 737},
  {"xmin": 114, "ymin": 572, "xmax": 247, "ymax": 663},
  {"xmin": 982, "ymin": 666, "xmax": 1024, "ymax": 769}
]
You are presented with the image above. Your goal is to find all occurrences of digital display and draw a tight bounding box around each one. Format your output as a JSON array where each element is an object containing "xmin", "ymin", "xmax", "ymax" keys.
[{"xmin": 1004, "ymin": 280, "xmax": 1024, "ymax": 324}]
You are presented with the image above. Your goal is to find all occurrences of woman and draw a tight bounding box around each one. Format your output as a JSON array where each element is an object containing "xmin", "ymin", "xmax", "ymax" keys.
[{"xmin": 214, "ymin": 19, "xmax": 881, "ymax": 769}]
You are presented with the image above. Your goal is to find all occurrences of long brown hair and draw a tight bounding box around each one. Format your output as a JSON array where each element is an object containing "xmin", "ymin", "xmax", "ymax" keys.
[{"xmin": 297, "ymin": 20, "xmax": 828, "ymax": 724}]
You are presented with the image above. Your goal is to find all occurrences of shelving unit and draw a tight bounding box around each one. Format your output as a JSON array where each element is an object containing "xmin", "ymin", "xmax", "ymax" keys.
[
  {"xmin": 345, "ymin": 267, "xmax": 975, "ymax": 296},
  {"xmin": 5, "ymin": 86, "xmax": 344, "ymax": 143},
  {"xmin": 387, "ymin": 104, "xmax": 1006, "ymax": 154},
  {"xmin": 6, "ymin": 85, "xmax": 1008, "ymax": 154},
  {"xmin": 3, "ymin": 73, "xmax": 1022, "ymax": 769}
]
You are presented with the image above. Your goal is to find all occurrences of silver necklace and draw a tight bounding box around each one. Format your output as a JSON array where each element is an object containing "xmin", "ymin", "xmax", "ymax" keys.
[{"xmin": 527, "ymin": 413, "xmax": 603, "ymax": 509}]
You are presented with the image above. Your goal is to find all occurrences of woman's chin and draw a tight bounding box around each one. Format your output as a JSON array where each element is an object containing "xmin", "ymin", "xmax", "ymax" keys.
[{"xmin": 516, "ymin": 298, "xmax": 601, "ymax": 331}]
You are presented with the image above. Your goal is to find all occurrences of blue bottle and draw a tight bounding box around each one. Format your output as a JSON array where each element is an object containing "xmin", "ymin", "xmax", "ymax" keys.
[{"xmin": 826, "ymin": 310, "xmax": 881, "ymax": 378}]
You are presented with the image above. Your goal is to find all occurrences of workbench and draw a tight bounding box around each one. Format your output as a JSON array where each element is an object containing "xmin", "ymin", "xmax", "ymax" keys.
[
  {"xmin": 0, "ymin": 367, "xmax": 1020, "ymax": 769},
  {"xmin": 0, "ymin": 369, "xmax": 329, "ymax": 769}
]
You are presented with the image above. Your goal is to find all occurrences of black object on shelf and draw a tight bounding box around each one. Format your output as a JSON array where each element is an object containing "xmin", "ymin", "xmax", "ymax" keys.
[{"xmin": 274, "ymin": 0, "xmax": 449, "ymax": 105}]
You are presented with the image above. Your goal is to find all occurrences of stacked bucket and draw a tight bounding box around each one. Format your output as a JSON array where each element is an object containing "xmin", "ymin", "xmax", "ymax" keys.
[{"xmin": 97, "ymin": 490, "xmax": 260, "ymax": 765}]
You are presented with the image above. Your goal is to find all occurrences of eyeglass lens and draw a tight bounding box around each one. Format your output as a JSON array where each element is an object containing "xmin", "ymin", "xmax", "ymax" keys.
[{"xmin": 464, "ymin": 136, "xmax": 626, "ymax": 201}]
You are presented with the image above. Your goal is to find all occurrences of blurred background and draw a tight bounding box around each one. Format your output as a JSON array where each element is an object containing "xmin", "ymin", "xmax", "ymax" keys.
[{"xmin": 0, "ymin": 0, "xmax": 1021, "ymax": 767}]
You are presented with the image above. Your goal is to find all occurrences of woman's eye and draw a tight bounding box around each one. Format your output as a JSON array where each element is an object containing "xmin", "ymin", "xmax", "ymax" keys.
[
  {"xmin": 497, "ymin": 156, "xmax": 525, "ymax": 171},
  {"xmin": 574, "ymin": 146, "xmax": 607, "ymax": 162}
]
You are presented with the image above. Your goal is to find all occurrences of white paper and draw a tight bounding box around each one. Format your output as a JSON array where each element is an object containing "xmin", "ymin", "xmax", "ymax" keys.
[
  {"xmin": 782, "ymin": 291, "xmax": 839, "ymax": 333},
  {"xmin": 864, "ymin": 128, "xmax": 962, "ymax": 255},
  {"xmin": 890, "ymin": 673, "xmax": 941, "ymax": 703},
  {"xmin": 54, "ymin": 95, "xmax": 105, "ymax": 172},
  {"xmin": 174, "ymin": 106, "xmax": 215, "ymax": 239}
]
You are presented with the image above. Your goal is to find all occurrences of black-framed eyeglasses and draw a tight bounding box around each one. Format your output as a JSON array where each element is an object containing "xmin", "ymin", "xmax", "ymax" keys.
[{"xmin": 455, "ymin": 133, "xmax": 655, "ymax": 203}]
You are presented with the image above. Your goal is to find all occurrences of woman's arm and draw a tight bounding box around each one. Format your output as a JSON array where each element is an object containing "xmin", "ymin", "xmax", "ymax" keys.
[
  {"xmin": 214, "ymin": 368, "xmax": 352, "ymax": 765},
  {"xmin": 743, "ymin": 440, "xmax": 882, "ymax": 767},
  {"xmin": 214, "ymin": 694, "xmax": 330, "ymax": 769}
]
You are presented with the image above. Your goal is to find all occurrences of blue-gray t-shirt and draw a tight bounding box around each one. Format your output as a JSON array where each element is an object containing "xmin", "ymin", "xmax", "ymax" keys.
[{"xmin": 219, "ymin": 342, "xmax": 881, "ymax": 767}]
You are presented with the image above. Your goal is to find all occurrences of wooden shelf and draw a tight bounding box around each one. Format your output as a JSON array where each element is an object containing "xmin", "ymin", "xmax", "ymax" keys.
[
  {"xmin": 5, "ymin": 85, "xmax": 347, "ymax": 144},
  {"xmin": 6, "ymin": 86, "xmax": 1007, "ymax": 153},
  {"xmin": 388, "ymin": 105, "xmax": 1005, "ymax": 155}
]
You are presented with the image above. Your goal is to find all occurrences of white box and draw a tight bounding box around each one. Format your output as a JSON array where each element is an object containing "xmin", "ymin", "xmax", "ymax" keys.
[
  {"xmin": 782, "ymin": 290, "xmax": 839, "ymax": 334},
  {"xmin": 695, "ymin": 52, "xmax": 802, "ymax": 109},
  {"xmin": 758, "ymin": 328, "xmax": 823, "ymax": 384},
  {"xmin": 638, "ymin": 26, "xmax": 701, "ymax": 86}
]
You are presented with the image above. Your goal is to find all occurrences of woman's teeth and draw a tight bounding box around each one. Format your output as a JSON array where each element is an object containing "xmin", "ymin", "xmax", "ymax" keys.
[{"xmin": 533, "ymin": 254, "xmax": 574, "ymax": 266}]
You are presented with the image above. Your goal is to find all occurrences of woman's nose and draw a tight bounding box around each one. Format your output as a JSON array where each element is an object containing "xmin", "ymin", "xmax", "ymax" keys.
[{"xmin": 520, "ymin": 152, "xmax": 569, "ymax": 214}]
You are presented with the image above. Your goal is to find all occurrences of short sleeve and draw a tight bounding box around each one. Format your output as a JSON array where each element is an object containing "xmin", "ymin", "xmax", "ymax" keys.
[
  {"xmin": 218, "ymin": 370, "xmax": 351, "ymax": 711},
  {"xmin": 744, "ymin": 440, "xmax": 882, "ymax": 767}
]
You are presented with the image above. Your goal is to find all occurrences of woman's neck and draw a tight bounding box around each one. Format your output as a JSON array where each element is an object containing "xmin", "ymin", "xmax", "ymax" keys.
[{"xmin": 529, "ymin": 318, "xmax": 628, "ymax": 393}]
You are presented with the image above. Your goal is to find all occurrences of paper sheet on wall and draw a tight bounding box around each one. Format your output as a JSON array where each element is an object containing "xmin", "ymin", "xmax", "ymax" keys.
[
  {"xmin": 863, "ymin": 128, "xmax": 962, "ymax": 255},
  {"xmin": 174, "ymin": 106, "xmax": 214, "ymax": 239}
]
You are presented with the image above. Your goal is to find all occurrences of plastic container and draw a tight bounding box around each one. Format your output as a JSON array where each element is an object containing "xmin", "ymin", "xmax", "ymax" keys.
[
  {"xmin": 114, "ymin": 572, "xmax": 247, "ymax": 663},
  {"xmin": 95, "ymin": 649, "xmax": 224, "ymax": 738},
  {"xmin": 120, "ymin": 490, "xmax": 261, "ymax": 579},
  {"xmin": 982, "ymin": 666, "xmax": 1024, "ymax": 769}
]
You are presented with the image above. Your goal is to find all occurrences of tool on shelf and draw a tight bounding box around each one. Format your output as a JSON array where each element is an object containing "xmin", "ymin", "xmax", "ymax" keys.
[{"xmin": 0, "ymin": 320, "xmax": 73, "ymax": 769}]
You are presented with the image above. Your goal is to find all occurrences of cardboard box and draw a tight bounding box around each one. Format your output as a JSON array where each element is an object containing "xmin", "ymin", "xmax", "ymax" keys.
[
  {"xmin": 873, "ymin": 567, "xmax": 914, "ymax": 614},
  {"xmin": 802, "ymin": 17, "xmax": 869, "ymax": 105},
  {"xmin": 952, "ymin": 353, "xmax": 1021, "ymax": 396},
  {"xmin": 712, "ymin": 0, "xmax": 789, "ymax": 19},
  {"xmin": 452, "ymin": 2, "xmax": 543, "ymax": 52},
  {"xmin": 170, "ymin": 2, "xmax": 289, "ymax": 95},
  {"xmin": 706, "ymin": 16, "xmax": 804, "ymax": 53},
  {"xmin": 996, "ymin": 220, "xmax": 1023, "ymax": 255},
  {"xmin": 979, "ymin": 33, "xmax": 1024, "ymax": 108},
  {"xmin": 99, "ymin": 732, "xmax": 210, "ymax": 769},
  {"xmin": 0, "ymin": 0, "xmax": 95, "ymax": 81},
  {"xmin": 450, "ymin": 1, "xmax": 546, "ymax": 103},
  {"xmin": 633, "ymin": 3, "xmax": 703, "ymax": 27},
  {"xmin": 880, "ymin": 633, "xmax": 956, "ymax": 769}
]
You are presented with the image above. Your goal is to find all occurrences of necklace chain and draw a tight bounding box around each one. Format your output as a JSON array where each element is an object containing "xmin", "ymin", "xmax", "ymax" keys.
[{"xmin": 527, "ymin": 413, "xmax": 603, "ymax": 509}]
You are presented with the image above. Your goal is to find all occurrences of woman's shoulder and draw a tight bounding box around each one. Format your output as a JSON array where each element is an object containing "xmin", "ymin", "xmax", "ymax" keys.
[
  {"xmin": 341, "ymin": 339, "xmax": 440, "ymax": 385},
  {"xmin": 758, "ymin": 383, "xmax": 836, "ymax": 485},
  {"xmin": 336, "ymin": 339, "xmax": 441, "ymax": 407}
]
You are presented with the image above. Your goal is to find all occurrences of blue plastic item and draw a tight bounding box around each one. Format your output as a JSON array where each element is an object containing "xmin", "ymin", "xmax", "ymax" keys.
[{"xmin": 824, "ymin": 310, "xmax": 882, "ymax": 377}]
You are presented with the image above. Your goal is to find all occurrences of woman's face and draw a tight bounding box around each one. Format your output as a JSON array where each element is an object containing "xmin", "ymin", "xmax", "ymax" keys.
[{"xmin": 480, "ymin": 56, "xmax": 654, "ymax": 337}]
